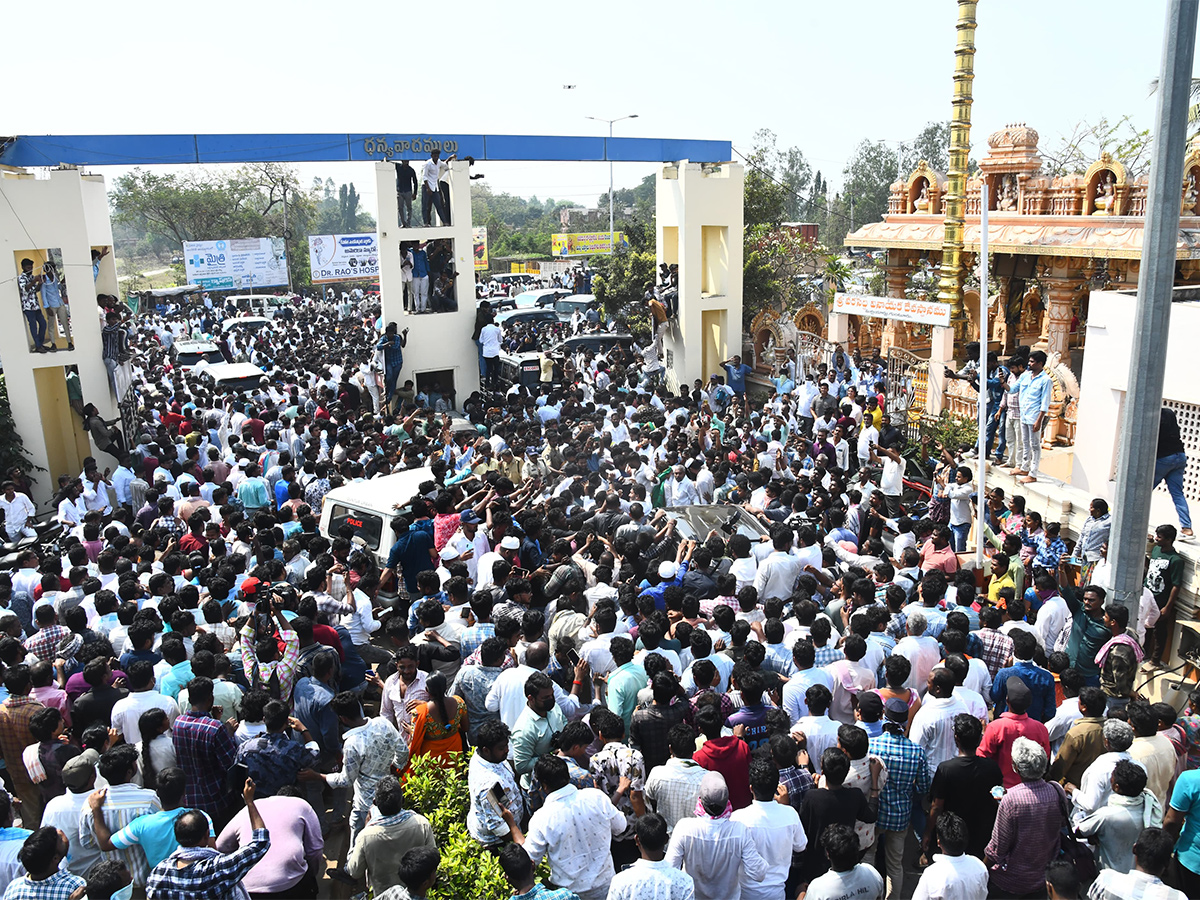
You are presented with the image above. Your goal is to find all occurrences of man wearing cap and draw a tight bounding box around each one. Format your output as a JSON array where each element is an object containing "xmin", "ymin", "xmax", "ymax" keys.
[
  {"xmin": 637, "ymin": 540, "xmax": 690, "ymax": 614},
  {"xmin": 869, "ymin": 697, "xmax": 931, "ymax": 899},
  {"xmin": 40, "ymin": 751, "xmax": 103, "ymax": 876},
  {"xmin": 978, "ymin": 675, "xmax": 1051, "ymax": 789},
  {"xmin": 476, "ymin": 534, "xmax": 521, "ymax": 591},
  {"xmin": 665, "ymin": 770, "xmax": 767, "ymax": 900}
]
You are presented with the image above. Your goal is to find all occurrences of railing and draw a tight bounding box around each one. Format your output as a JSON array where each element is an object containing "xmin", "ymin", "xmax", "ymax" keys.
[{"xmin": 886, "ymin": 348, "xmax": 930, "ymax": 444}]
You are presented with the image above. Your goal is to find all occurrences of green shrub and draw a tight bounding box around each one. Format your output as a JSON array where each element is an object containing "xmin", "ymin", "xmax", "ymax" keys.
[{"xmin": 403, "ymin": 751, "xmax": 510, "ymax": 900}]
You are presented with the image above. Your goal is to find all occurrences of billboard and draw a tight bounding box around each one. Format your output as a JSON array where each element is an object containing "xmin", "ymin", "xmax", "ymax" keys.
[
  {"xmin": 832, "ymin": 292, "xmax": 952, "ymax": 327},
  {"xmin": 472, "ymin": 227, "xmax": 489, "ymax": 271},
  {"xmin": 308, "ymin": 233, "xmax": 379, "ymax": 284},
  {"xmin": 551, "ymin": 231, "xmax": 629, "ymax": 257},
  {"xmin": 183, "ymin": 238, "xmax": 288, "ymax": 291}
]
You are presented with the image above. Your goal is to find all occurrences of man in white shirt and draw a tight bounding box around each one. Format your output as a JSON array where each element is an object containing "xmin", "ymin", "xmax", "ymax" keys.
[
  {"xmin": 479, "ymin": 319, "xmax": 502, "ymax": 392},
  {"xmin": 517, "ymin": 754, "xmax": 627, "ymax": 900},
  {"xmin": 665, "ymin": 466, "xmax": 700, "ymax": 506},
  {"xmin": 753, "ymin": 531, "xmax": 804, "ymax": 603},
  {"xmin": 0, "ymin": 482, "xmax": 36, "ymax": 540},
  {"xmin": 781, "ymin": 641, "xmax": 835, "ymax": 725},
  {"xmin": 420, "ymin": 148, "xmax": 451, "ymax": 225},
  {"xmin": 1031, "ymin": 574, "xmax": 1070, "ymax": 653},
  {"xmin": 910, "ymin": 810, "xmax": 988, "ymax": 900},
  {"xmin": 893, "ymin": 612, "xmax": 941, "ymax": 693},
  {"xmin": 731, "ymin": 759, "xmax": 806, "ymax": 900},
  {"xmin": 604, "ymin": 812, "xmax": 696, "ymax": 900},
  {"xmin": 109, "ymin": 660, "xmax": 180, "ymax": 745},
  {"xmin": 666, "ymin": 771, "xmax": 767, "ymax": 900},
  {"xmin": 908, "ymin": 669, "xmax": 969, "ymax": 779}
]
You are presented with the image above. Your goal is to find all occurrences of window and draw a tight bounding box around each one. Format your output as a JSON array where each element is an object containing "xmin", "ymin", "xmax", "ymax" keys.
[{"xmin": 328, "ymin": 504, "xmax": 384, "ymax": 552}]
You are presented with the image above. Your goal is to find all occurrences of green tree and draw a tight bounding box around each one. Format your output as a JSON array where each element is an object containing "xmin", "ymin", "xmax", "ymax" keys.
[
  {"xmin": 591, "ymin": 250, "xmax": 657, "ymax": 320},
  {"xmin": 842, "ymin": 139, "xmax": 900, "ymax": 238},
  {"xmin": 899, "ymin": 121, "xmax": 951, "ymax": 174},
  {"xmin": 1041, "ymin": 116, "xmax": 1152, "ymax": 179},
  {"xmin": 0, "ymin": 376, "xmax": 37, "ymax": 481}
]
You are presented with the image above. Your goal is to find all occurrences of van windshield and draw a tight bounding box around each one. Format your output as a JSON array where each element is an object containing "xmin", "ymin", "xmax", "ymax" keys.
[{"xmin": 328, "ymin": 505, "xmax": 384, "ymax": 551}]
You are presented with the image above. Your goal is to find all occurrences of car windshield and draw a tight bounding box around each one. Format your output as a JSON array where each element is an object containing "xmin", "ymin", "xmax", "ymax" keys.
[
  {"xmin": 668, "ymin": 506, "xmax": 764, "ymax": 541},
  {"xmin": 177, "ymin": 350, "xmax": 222, "ymax": 366}
]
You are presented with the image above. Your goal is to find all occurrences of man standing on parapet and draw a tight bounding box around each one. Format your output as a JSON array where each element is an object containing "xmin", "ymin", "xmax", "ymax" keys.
[
  {"xmin": 422, "ymin": 149, "xmax": 452, "ymax": 226},
  {"xmin": 396, "ymin": 159, "xmax": 418, "ymax": 228}
]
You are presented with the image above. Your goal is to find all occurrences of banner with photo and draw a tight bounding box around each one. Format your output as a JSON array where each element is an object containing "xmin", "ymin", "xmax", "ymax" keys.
[
  {"xmin": 551, "ymin": 231, "xmax": 628, "ymax": 257},
  {"xmin": 308, "ymin": 233, "xmax": 380, "ymax": 284},
  {"xmin": 472, "ymin": 227, "xmax": 489, "ymax": 271},
  {"xmin": 183, "ymin": 238, "xmax": 288, "ymax": 290}
]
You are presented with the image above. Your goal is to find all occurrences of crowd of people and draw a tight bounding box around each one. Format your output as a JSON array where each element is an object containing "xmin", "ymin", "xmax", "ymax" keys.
[{"xmin": 0, "ymin": 289, "xmax": 1196, "ymax": 900}]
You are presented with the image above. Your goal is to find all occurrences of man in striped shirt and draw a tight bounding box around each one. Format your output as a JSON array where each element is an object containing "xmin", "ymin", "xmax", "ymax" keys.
[{"xmin": 78, "ymin": 745, "xmax": 162, "ymax": 887}]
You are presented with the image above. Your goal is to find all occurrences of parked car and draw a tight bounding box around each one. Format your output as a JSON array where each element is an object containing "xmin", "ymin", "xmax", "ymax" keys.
[
  {"xmin": 552, "ymin": 332, "xmax": 634, "ymax": 357},
  {"xmin": 519, "ymin": 288, "xmax": 572, "ymax": 309},
  {"xmin": 496, "ymin": 308, "xmax": 559, "ymax": 330},
  {"xmin": 221, "ymin": 316, "xmax": 271, "ymax": 334},
  {"xmin": 554, "ymin": 293, "xmax": 596, "ymax": 323},
  {"xmin": 172, "ymin": 340, "xmax": 224, "ymax": 372},
  {"xmin": 199, "ymin": 363, "xmax": 268, "ymax": 394}
]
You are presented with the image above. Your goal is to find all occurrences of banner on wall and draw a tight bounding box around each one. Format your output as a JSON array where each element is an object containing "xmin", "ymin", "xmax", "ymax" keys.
[
  {"xmin": 308, "ymin": 233, "xmax": 379, "ymax": 284},
  {"xmin": 472, "ymin": 227, "xmax": 489, "ymax": 271},
  {"xmin": 832, "ymin": 292, "xmax": 952, "ymax": 327},
  {"xmin": 551, "ymin": 231, "xmax": 628, "ymax": 257},
  {"xmin": 183, "ymin": 238, "xmax": 288, "ymax": 291}
]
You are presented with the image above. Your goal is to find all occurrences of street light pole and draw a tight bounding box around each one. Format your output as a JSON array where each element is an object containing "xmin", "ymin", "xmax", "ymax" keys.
[{"xmin": 586, "ymin": 114, "xmax": 638, "ymax": 252}]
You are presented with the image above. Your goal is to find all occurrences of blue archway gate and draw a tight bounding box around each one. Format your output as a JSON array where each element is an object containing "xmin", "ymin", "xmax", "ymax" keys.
[{"xmin": 0, "ymin": 133, "xmax": 731, "ymax": 168}]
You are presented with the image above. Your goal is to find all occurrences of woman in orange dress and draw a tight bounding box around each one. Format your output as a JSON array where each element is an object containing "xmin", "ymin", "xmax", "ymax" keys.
[{"xmin": 404, "ymin": 672, "xmax": 466, "ymax": 770}]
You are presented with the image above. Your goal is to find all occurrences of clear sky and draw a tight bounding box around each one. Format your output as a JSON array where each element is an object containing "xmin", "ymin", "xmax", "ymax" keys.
[{"xmin": 6, "ymin": 0, "xmax": 1193, "ymax": 219}]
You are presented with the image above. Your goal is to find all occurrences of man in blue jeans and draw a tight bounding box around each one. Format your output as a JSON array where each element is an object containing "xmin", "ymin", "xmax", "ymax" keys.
[
  {"xmin": 1155, "ymin": 407, "xmax": 1194, "ymax": 539},
  {"xmin": 376, "ymin": 323, "xmax": 408, "ymax": 414}
]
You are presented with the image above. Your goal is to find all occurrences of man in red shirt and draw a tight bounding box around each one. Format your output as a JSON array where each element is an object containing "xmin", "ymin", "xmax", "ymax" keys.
[
  {"xmin": 978, "ymin": 676, "xmax": 1050, "ymax": 788},
  {"xmin": 693, "ymin": 701, "xmax": 752, "ymax": 809}
]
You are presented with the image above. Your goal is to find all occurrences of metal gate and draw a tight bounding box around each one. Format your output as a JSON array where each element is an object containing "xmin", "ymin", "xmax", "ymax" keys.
[
  {"xmin": 885, "ymin": 348, "xmax": 929, "ymax": 443},
  {"xmin": 795, "ymin": 330, "xmax": 840, "ymax": 380}
]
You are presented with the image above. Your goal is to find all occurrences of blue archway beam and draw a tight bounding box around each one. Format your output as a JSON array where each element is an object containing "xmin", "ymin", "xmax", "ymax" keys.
[{"xmin": 0, "ymin": 133, "xmax": 732, "ymax": 168}]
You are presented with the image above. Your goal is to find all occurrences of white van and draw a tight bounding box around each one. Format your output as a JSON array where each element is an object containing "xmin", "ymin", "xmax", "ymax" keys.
[{"xmin": 318, "ymin": 465, "xmax": 435, "ymax": 568}]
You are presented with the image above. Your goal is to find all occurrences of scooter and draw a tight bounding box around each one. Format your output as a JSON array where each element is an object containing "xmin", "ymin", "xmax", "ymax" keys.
[{"xmin": 0, "ymin": 516, "xmax": 64, "ymax": 571}]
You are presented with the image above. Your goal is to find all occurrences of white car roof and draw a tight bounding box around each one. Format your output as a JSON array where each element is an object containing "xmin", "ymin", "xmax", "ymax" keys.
[
  {"xmin": 175, "ymin": 340, "xmax": 220, "ymax": 352},
  {"xmin": 204, "ymin": 363, "xmax": 266, "ymax": 381},
  {"xmin": 221, "ymin": 316, "xmax": 270, "ymax": 331},
  {"xmin": 322, "ymin": 465, "xmax": 434, "ymax": 515}
]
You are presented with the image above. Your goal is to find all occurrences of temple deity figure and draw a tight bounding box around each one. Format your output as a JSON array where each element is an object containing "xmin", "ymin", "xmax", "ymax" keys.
[
  {"xmin": 914, "ymin": 182, "xmax": 931, "ymax": 213},
  {"xmin": 1093, "ymin": 172, "xmax": 1116, "ymax": 214}
]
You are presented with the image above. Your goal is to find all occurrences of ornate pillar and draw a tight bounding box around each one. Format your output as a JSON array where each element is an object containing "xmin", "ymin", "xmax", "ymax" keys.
[
  {"xmin": 992, "ymin": 275, "xmax": 1011, "ymax": 349},
  {"xmin": 1037, "ymin": 272, "xmax": 1078, "ymax": 362},
  {"xmin": 880, "ymin": 254, "xmax": 913, "ymax": 354}
]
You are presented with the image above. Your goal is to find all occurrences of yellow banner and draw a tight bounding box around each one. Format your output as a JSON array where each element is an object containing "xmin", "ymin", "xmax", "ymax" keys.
[
  {"xmin": 551, "ymin": 231, "xmax": 628, "ymax": 257},
  {"xmin": 472, "ymin": 227, "xmax": 489, "ymax": 271}
]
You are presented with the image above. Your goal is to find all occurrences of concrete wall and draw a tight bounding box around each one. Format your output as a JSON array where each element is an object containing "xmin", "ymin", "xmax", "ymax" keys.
[
  {"xmin": 0, "ymin": 168, "xmax": 116, "ymax": 508},
  {"xmin": 375, "ymin": 160, "xmax": 480, "ymax": 403},
  {"xmin": 1071, "ymin": 288, "xmax": 1200, "ymax": 496},
  {"xmin": 657, "ymin": 161, "xmax": 744, "ymax": 391}
]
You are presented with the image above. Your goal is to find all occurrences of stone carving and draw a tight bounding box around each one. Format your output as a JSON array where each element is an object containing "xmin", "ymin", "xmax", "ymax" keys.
[{"xmin": 997, "ymin": 174, "xmax": 1018, "ymax": 211}]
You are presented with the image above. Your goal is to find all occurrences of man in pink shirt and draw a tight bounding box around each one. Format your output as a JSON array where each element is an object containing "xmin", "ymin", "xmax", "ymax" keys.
[
  {"xmin": 919, "ymin": 527, "xmax": 960, "ymax": 575},
  {"xmin": 978, "ymin": 676, "xmax": 1050, "ymax": 788}
]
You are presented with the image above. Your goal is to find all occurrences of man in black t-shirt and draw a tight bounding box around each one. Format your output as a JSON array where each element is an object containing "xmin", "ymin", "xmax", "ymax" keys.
[
  {"xmin": 922, "ymin": 713, "xmax": 1002, "ymax": 861},
  {"xmin": 799, "ymin": 746, "xmax": 876, "ymax": 883}
]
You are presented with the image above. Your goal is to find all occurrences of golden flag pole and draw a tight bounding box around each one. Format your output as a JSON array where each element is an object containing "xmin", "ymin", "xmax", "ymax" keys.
[{"xmin": 936, "ymin": 0, "xmax": 979, "ymax": 343}]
